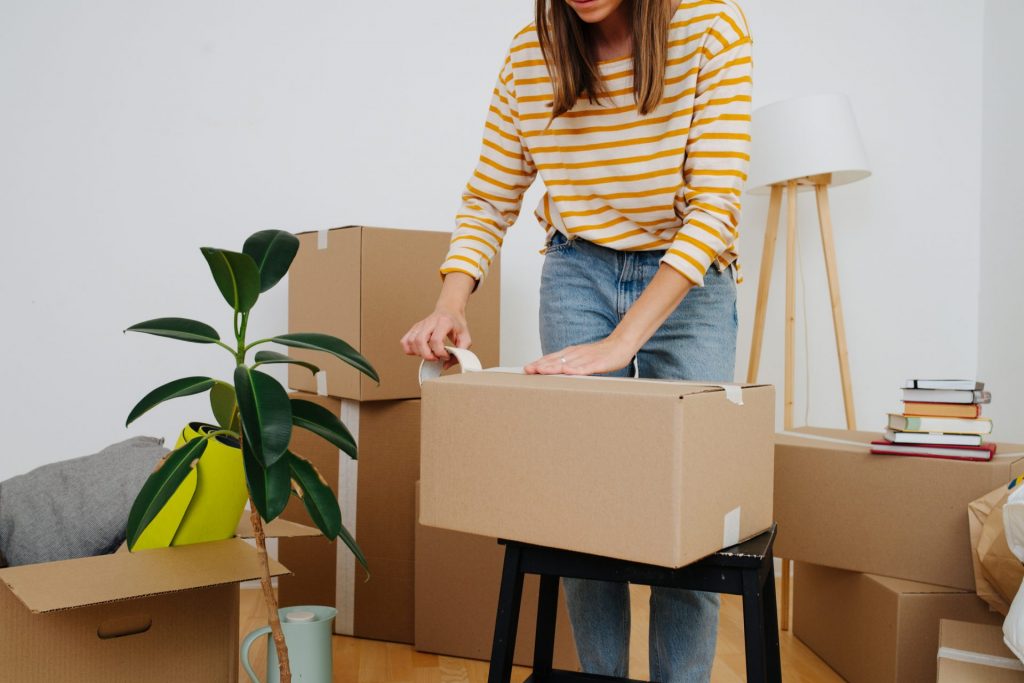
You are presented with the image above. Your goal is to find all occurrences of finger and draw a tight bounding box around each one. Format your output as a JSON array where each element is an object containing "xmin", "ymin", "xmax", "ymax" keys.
[
  {"xmin": 400, "ymin": 325, "xmax": 420, "ymax": 355},
  {"xmin": 415, "ymin": 329, "xmax": 437, "ymax": 361},
  {"xmin": 428, "ymin": 325, "xmax": 452, "ymax": 361},
  {"xmin": 453, "ymin": 329, "xmax": 472, "ymax": 350}
]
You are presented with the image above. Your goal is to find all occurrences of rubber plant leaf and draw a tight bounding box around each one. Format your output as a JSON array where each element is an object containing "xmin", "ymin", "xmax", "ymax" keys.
[
  {"xmin": 288, "ymin": 452, "xmax": 343, "ymax": 541},
  {"xmin": 270, "ymin": 333, "xmax": 379, "ymax": 384},
  {"xmin": 339, "ymin": 522, "xmax": 369, "ymax": 577},
  {"xmin": 125, "ymin": 317, "xmax": 220, "ymax": 344},
  {"xmin": 200, "ymin": 247, "xmax": 260, "ymax": 313},
  {"xmin": 209, "ymin": 381, "xmax": 238, "ymax": 431},
  {"xmin": 126, "ymin": 376, "xmax": 216, "ymax": 426},
  {"xmin": 233, "ymin": 366, "xmax": 292, "ymax": 468},
  {"xmin": 253, "ymin": 350, "xmax": 320, "ymax": 376},
  {"xmin": 242, "ymin": 440, "xmax": 291, "ymax": 522},
  {"xmin": 291, "ymin": 398, "xmax": 357, "ymax": 460},
  {"xmin": 126, "ymin": 437, "xmax": 207, "ymax": 550},
  {"xmin": 243, "ymin": 229, "xmax": 300, "ymax": 293}
]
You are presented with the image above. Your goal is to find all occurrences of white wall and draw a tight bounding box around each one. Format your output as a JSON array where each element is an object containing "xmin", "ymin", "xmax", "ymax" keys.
[
  {"xmin": 0, "ymin": 0, "xmax": 993, "ymax": 480},
  {"xmin": 978, "ymin": 0, "xmax": 1024, "ymax": 442}
]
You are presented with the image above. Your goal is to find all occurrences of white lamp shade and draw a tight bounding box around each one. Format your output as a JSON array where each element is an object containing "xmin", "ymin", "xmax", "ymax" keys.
[{"xmin": 746, "ymin": 93, "xmax": 870, "ymax": 194}]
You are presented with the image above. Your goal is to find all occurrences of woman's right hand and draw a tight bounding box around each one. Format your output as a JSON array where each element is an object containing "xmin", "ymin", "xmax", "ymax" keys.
[
  {"xmin": 402, "ymin": 271, "xmax": 476, "ymax": 363},
  {"xmin": 401, "ymin": 305, "xmax": 472, "ymax": 363}
]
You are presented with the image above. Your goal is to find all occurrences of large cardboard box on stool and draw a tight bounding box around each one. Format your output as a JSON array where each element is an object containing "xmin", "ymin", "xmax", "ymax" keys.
[
  {"xmin": 277, "ymin": 392, "xmax": 420, "ymax": 643},
  {"xmin": 793, "ymin": 562, "xmax": 1001, "ymax": 683},
  {"xmin": 414, "ymin": 483, "xmax": 579, "ymax": 668},
  {"xmin": 420, "ymin": 373, "xmax": 774, "ymax": 567},
  {"xmin": 287, "ymin": 225, "xmax": 501, "ymax": 401},
  {"xmin": 937, "ymin": 619, "xmax": 1024, "ymax": 682},
  {"xmin": 775, "ymin": 427, "xmax": 1024, "ymax": 590},
  {"xmin": 0, "ymin": 519, "xmax": 315, "ymax": 682}
]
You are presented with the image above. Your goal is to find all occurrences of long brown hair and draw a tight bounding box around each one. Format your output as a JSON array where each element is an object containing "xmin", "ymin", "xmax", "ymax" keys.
[{"xmin": 535, "ymin": 0, "xmax": 673, "ymax": 119}]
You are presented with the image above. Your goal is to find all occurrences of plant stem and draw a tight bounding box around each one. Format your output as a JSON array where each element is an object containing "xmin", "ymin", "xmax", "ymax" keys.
[
  {"xmin": 215, "ymin": 340, "xmax": 238, "ymax": 356},
  {"xmin": 242, "ymin": 337, "xmax": 274, "ymax": 353},
  {"xmin": 241, "ymin": 429, "xmax": 292, "ymax": 683}
]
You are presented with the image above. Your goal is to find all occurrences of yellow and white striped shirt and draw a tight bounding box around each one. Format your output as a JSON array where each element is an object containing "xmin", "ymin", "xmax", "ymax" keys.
[{"xmin": 441, "ymin": 0, "xmax": 752, "ymax": 287}]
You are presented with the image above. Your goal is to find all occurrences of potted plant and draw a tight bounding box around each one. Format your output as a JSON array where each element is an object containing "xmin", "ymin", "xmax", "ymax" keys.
[{"xmin": 123, "ymin": 229, "xmax": 375, "ymax": 683}]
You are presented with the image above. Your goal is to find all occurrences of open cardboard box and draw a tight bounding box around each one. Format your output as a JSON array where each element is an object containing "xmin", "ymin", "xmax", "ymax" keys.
[{"xmin": 0, "ymin": 517, "xmax": 318, "ymax": 682}]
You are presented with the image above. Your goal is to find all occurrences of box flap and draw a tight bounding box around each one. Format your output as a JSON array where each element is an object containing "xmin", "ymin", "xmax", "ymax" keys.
[
  {"xmin": 778, "ymin": 426, "xmax": 1024, "ymax": 461},
  {"xmin": 775, "ymin": 426, "xmax": 879, "ymax": 451},
  {"xmin": 869, "ymin": 573, "xmax": 969, "ymax": 596},
  {"xmin": 940, "ymin": 619, "xmax": 1015, "ymax": 658},
  {"xmin": 0, "ymin": 538, "xmax": 288, "ymax": 613},
  {"xmin": 431, "ymin": 370, "xmax": 766, "ymax": 399},
  {"xmin": 293, "ymin": 224, "xmax": 359, "ymax": 236},
  {"xmin": 236, "ymin": 516, "xmax": 321, "ymax": 539}
]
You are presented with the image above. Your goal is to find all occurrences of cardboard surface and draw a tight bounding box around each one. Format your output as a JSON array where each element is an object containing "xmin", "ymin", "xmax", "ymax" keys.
[
  {"xmin": 415, "ymin": 484, "xmax": 579, "ymax": 668},
  {"xmin": 793, "ymin": 562, "xmax": 1001, "ymax": 683},
  {"xmin": 420, "ymin": 373, "xmax": 774, "ymax": 567},
  {"xmin": 287, "ymin": 226, "xmax": 501, "ymax": 401},
  {"xmin": 938, "ymin": 619, "xmax": 1024, "ymax": 682},
  {"xmin": 0, "ymin": 582, "xmax": 240, "ymax": 682},
  {"xmin": 0, "ymin": 538, "xmax": 287, "ymax": 613},
  {"xmin": 278, "ymin": 393, "xmax": 420, "ymax": 643},
  {"xmin": 774, "ymin": 427, "xmax": 1024, "ymax": 589}
]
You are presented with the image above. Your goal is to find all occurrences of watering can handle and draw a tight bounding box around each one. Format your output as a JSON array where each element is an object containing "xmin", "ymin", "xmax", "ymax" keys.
[{"xmin": 240, "ymin": 626, "xmax": 272, "ymax": 683}]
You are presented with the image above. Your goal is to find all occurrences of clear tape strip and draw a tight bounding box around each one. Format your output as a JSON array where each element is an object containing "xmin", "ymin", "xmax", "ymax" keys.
[
  {"xmin": 937, "ymin": 646, "xmax": 1024, "ymax": 671},
  {"xmin": 419, "ymin": 348, "xmax": 745, "ymax": 403}
]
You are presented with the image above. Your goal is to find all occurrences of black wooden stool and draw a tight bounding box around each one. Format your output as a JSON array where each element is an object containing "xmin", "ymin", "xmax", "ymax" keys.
[{"xmin": 487, "ymin": 524, "xmax": 781, "ymax": 683}]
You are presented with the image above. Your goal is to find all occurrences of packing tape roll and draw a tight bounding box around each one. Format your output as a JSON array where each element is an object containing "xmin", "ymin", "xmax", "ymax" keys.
[{"xmin": 418, "ymin": 346, "xmax": 483, "ymax": 386}]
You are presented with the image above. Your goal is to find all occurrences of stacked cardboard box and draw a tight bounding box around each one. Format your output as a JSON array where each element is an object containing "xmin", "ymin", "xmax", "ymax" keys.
[
  {"xmin": 777, "ymin": 427, "xmax": 1024, "ymax": 682},
  {"xmin": 278, "ymin": 225, "xmax": 502, "ymax": 647}
]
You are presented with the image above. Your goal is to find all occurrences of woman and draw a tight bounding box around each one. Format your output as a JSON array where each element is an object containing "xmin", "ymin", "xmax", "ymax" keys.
[{"xmin": 402, "ymin": 0, "xmax": 751, "ymax": 679}]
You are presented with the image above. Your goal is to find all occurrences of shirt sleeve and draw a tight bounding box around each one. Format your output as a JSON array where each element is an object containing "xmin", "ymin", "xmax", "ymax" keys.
[
  {"xmin": 662, "ymin": 8, "xmax": 753, "ymax": 286},
  {"xmin": 440, "ymin": 50, "xmax": 538, "ymax": 282}
]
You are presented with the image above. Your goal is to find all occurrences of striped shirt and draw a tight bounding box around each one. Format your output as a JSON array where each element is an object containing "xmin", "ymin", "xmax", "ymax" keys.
[{"xmin": 441, "ymin": 0, "xmax": 752, "ymax": 287}]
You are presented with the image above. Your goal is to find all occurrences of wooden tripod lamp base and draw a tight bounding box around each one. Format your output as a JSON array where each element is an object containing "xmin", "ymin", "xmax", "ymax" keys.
[
  {"xmin": 746, "ymin": 174, "xmax": 858, "ymax": 632},
  {"xmin": 743, "ymin": 93, "xmax": 870, "ymax": 632}
]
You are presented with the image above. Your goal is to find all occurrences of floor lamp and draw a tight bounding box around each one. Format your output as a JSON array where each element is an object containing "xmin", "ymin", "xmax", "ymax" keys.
[{"xmin": 744, "ymin": 93, "xmax": 871, "ymax": 630}]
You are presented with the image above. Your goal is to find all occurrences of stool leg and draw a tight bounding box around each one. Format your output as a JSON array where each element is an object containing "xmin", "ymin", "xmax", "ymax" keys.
[
  {"xmin": 532, "ymin": 574, "xmax": 559, "ymax": 678},
  {"xmin": 489, "ymin": 544, "xmax": 526, "ymax": 683},
  {"xmin": 741, "ymin": 568, "xmax": 768, "ymax": 683},
  {"xmin": 762, "ymin": 557, "xmax": 783, "ymax": 682}
]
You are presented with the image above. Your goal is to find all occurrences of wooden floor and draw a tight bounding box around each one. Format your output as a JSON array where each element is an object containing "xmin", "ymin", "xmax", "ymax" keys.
[{"xmin": 239, "ymin": 585, "xmax": 841, "ymax": 682}]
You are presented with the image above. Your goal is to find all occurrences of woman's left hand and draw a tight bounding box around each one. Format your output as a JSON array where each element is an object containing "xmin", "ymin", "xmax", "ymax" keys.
[{"xmin": 524, "ymin": 336, "xmax": 637, "ymax": 376}]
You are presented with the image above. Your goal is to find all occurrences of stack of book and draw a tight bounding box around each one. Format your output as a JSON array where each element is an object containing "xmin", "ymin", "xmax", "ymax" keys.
[{"xmin": 871, "ymin": 379, "xmax": 995, "ymax": 461}]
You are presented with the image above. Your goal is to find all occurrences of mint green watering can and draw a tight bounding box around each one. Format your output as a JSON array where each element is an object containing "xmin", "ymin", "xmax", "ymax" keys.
[{"xmin": 241, "ymin": 605, "xmax": 336, "ymax": 683}]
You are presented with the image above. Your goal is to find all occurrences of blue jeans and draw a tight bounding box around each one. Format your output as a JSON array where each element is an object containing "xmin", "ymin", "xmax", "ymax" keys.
[{"xmin": 538, "ymin": 231, "xmax": 738, "ymax": 683}]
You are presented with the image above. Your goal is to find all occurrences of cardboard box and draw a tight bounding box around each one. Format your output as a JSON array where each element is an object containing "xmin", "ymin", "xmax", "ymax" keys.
[
  {"xmin": 775, "ymin": 427, "xmax": 1024, "ymax": 590},
  {"xmin": 415, "ymin": 483, "xmax": 579, "ymax": 668},
  {"xmin": 0, "ymin": 520, "xmax": 314, "ymax": 682},
  {"xmin": 793, "ymin": 562, "xmax": 1001, "ymax": 683},
  {"xmin": 278, "ymin": 392, "xmax": 420, "ymax": 643},
  {"xmin": 420, "ymin": 373, "xmax": 774, "ymax": 568},
  {"xmin": 938, "ymin": 619, "xmax": 1024, "ymax": 682},
  {"xmin": 287, "ymin": 225, "xmax": 501, "ymax": 401}
]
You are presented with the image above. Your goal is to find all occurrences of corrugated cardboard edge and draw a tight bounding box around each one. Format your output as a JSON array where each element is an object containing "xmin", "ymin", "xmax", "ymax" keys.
[
  {"xmin": 236, "ymin": 516, "xmax": 321, "ymax": 539},
  {"xmin": 0, "ymin": 538, "xmax": 289, "ymax": 614}
]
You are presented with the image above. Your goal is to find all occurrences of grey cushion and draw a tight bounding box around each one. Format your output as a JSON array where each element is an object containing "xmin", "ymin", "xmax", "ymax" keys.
[{"xmin": 0, "ymin": 436, "xmax": 168, "ymax": 567}]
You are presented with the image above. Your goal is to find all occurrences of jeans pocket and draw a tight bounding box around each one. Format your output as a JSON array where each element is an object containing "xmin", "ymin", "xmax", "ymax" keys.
[{"xmin": 544, "ymin": 231, "xmax": 575, "ymax": 255}]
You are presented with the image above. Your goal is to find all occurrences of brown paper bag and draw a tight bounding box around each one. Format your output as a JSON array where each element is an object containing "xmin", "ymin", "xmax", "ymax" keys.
[{"xmin": 969, "ymin": 482, "xmax": 1024, "ymax": 615}]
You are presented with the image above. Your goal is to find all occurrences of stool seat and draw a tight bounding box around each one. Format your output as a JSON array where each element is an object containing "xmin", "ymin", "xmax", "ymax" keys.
[{"xmin": 487, "ymin": 524, "xmax": 782, "ymax": 683}]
